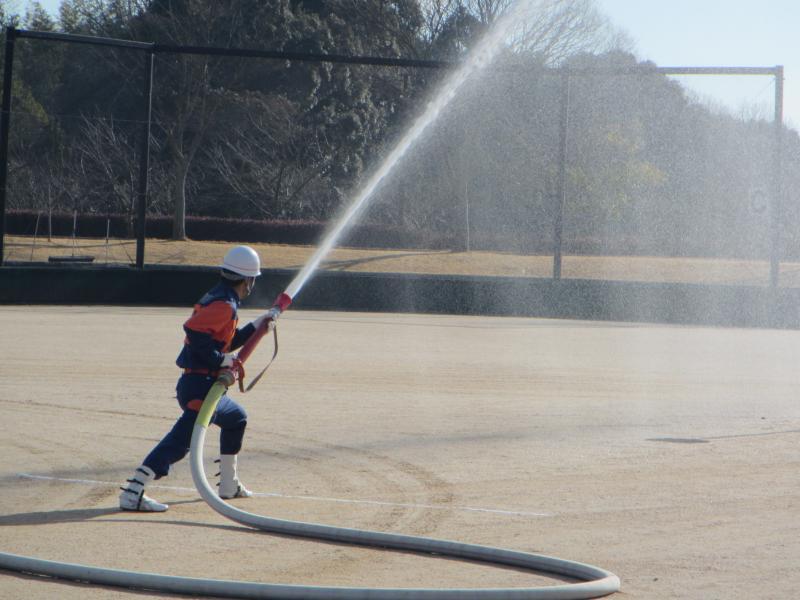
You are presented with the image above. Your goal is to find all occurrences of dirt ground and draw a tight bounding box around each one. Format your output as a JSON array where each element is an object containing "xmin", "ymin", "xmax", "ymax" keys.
[
  {"xmin": 1, "ymin": 306, "xmax": 799, "ymax": 599},
  {"xmin": 7, "ymin": 234, "xmax": 800, "ymax": 286}
]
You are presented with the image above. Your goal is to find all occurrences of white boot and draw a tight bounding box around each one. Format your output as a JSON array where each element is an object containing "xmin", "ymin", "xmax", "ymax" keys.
[
  {"xmin": 216, "ymin": 455, "xmax": 252, "ymax": 499},
  {"xmin": 119, "ymin": 465, "xmax": 169, "ymax": 512}
]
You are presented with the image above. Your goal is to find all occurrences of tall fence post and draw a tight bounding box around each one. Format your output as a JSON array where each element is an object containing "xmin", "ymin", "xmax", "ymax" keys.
[
  {"xmin": 769, "ymin": 65, "xmax": 784, "ymax": 289},
  {"xmin": 135, "ymin": 49, "xmax": 154, "ymax": 269},
  {"xmin": 553, "ymin": 69, "xmax": 570, "ymax": 280},
  {"xmin": 0, "ymin": 27, "xmax": 18, "ymax": 266}
]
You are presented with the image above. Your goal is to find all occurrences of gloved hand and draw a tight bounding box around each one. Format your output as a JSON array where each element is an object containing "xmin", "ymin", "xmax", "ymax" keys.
[
  {"xmin": 220, "ymin": 353, "xmax": 239, "ymax": 368},
  {"xmin": 220, "ymin": 352, "xmax": 245, "ymax": 381},
  {"xmin": 250, "ymin": 307, "xmax": 281, "ymax": 331}
]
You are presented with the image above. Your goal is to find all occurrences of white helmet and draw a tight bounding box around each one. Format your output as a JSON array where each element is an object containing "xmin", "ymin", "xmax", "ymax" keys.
[{"xmin": 221, "ymin": 245, "xmax": 261, "ymax": 279}]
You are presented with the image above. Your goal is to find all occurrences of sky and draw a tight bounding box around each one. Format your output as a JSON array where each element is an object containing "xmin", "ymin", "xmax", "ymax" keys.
[
  {"xmin": 17, "ymin": 0, "xmax": 800, "ymax": 129},
  {"xmin": 595, "ymin": 0, "xmax": 799, "ymax": 130}
]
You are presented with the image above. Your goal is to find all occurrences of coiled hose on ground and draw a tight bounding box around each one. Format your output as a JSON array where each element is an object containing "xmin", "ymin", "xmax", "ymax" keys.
[{"xmin": 0, "ymin": 375, "xmax": 620, "ymax": 599}]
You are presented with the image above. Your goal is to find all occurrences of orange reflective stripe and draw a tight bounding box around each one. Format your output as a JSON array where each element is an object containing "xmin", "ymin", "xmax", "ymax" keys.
[
  {"xmin": 183, "ymin": 368, "xmax": 219, "ymax": 376},
  {"xmin": 184, "ymin": 301, "xmax": 237, "ymax": 346},
  {"xmin": 186, "ymin": 399, "xmax": 204, "ymax": 412}
]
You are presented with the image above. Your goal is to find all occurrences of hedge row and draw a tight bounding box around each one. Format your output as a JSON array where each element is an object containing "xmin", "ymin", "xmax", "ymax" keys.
[
  {"xmin": 4, "ymin": 211, "xmax": 461, "ymax": 251},
  {"xmin": 2, "ymin": 210, "xmax": 561, "ymax": 254},
  {"xmin": 3, "ymin": 210, "xmax": 787, "ymax": 259}
]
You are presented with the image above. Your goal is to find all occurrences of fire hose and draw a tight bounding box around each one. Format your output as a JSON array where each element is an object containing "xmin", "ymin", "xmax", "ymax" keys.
[{"xmin": 0, "ymin": 292, "xmax": 621, "ymax": 599}]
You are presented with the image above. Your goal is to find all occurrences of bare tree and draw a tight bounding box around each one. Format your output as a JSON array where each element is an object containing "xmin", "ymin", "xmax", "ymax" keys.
[
  {"xmin": 418, "ymin": 0, "xmax": 461, "ymax": 47},
  {"xmin": 64, "ymin": 0, "xmax": 269, "ymax": 239},
  {"xmin": 135, "ymin": 2, "xmax": 241, "ymax": 239},
  {"xmin": 505, "ymin": 0, "xmax": 628, "ymax": 64},
  {"xmin": 73, "ymin": 114, "xmax": 141, "ymax": 234},
  {"xmin": 419, "ymin": 0, "xmax": 630, "ymax": 64},
  {"xmin": 466, "ymin": 0, "xmax": 508, "ymax": 24},
  {"xmin": 204, "ymin": 92, "xmax": 351, "ymax": 220}
]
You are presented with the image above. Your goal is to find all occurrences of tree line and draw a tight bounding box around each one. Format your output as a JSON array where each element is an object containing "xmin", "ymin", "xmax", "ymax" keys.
[{"xmin": 2, "ymin": 0, "xmax": 798, "ymax": 258}]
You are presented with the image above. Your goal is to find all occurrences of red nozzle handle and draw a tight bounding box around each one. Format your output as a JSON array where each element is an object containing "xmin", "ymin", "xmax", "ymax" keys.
[
  {"xmin": 234, "ymin": 292, "xmax": 292, "ymax": 366},
  {"xmin": 237, "ymin": 326, "xmax": 267, "ymax": 365}
]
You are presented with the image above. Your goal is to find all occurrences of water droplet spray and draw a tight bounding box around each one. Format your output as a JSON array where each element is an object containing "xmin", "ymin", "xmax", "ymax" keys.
[{"xmin": 280, "ymin": 1, "xmax": 535, "ymax": 305}]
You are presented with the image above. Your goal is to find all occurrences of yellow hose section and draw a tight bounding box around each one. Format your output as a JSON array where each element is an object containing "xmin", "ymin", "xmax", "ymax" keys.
[{"xmin": 195, "ymin": 381, "xmax": 227, "ymax": 429}]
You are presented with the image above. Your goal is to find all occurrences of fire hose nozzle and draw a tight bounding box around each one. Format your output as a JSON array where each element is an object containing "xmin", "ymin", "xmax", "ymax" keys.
[
  {"xmin": 273, "ymin": 292, "xmax": 292, "ymax": 313},
  {"xmin": 223, "ymin": 294, "xmax": 288, "ymax": 388}
]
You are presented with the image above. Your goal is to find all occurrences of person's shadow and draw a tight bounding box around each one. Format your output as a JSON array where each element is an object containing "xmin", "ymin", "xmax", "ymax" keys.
[{"xmin": 0, "ymin": 499, "xmax": 221, "ymax": 528}]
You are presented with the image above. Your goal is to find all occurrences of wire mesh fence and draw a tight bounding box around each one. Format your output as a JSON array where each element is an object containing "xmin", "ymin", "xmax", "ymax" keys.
[{"xmin": 1, "ymin": 26, "xmax": 795, "ymax": 286}]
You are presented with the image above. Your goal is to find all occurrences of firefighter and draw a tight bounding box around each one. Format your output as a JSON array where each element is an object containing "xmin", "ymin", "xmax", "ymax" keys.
[{"xmin": 119, "ymin": 245, "xmax": 276, "ymax": 512}]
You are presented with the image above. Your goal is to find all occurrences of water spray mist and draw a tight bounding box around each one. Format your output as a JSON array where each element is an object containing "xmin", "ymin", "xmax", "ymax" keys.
[{"xmin": 280, "ymin": 1, "xmax": 537, "ymax": 306}]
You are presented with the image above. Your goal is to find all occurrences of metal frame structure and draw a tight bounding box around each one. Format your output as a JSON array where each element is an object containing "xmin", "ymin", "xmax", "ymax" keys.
[
  {"xmin": 551, "ymin": 65, "xmax": 785, "ymax": 286},
  {"xmin": 0, "ymin": 26, "xmax": 450, "ymax": 271},
  {"xmin": 0, "ymin": 27, "xmax": 786, "ymax": 285}
]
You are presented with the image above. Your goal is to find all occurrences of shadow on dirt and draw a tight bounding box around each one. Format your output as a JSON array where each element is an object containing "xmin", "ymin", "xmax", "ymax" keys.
[{"xmin": 0, "ymin": 499, "xmax": 204, "ymax": 527}]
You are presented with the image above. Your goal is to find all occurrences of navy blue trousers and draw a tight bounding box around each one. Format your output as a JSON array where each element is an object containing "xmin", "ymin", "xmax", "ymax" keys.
[{"xmin": 143, "ymin": 374, "xmax": 248, "ymax": 479}]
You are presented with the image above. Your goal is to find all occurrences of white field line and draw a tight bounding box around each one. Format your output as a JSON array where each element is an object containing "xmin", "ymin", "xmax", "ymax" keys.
[{"xmin": 17, "ymin": 473, "xmax": 553, "ymax": 518}]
